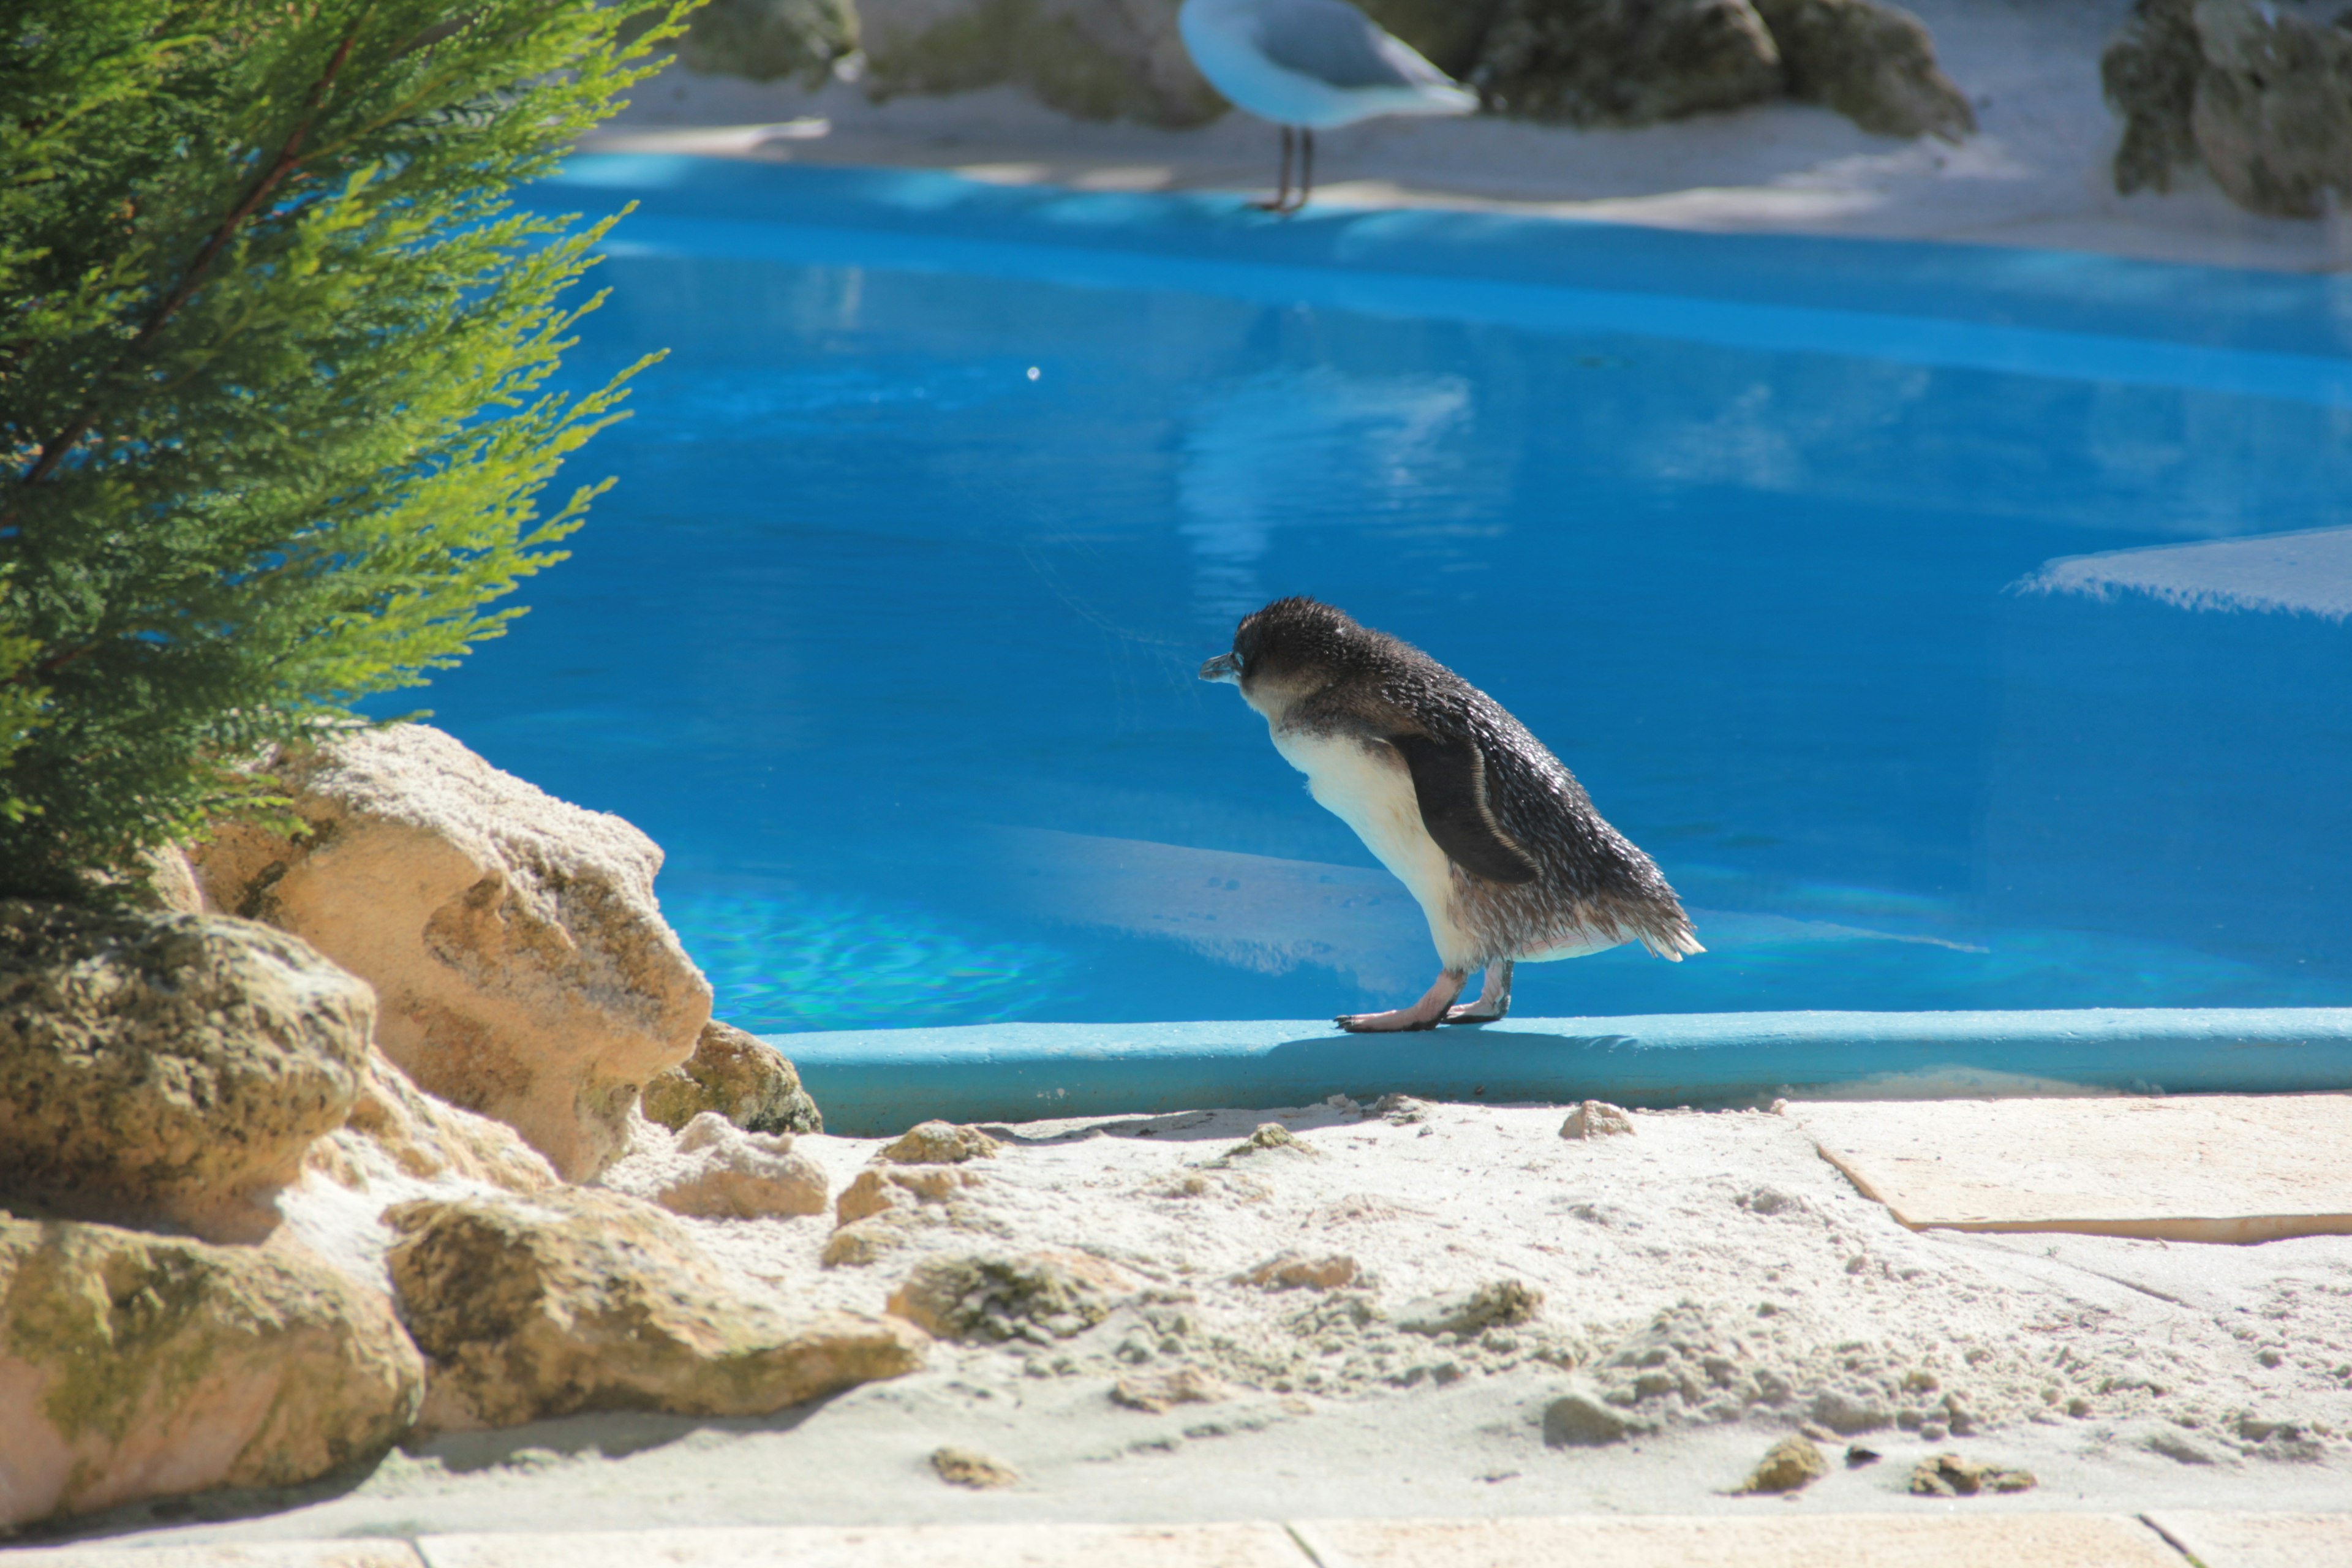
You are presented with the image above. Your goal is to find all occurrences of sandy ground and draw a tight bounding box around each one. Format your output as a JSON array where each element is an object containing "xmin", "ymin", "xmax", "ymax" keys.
[
  {"xmin": 586, "ymin": 0, "xmax": 2350, "ymax": 273},
  {"xmin": 41, "ymin": 1096, "xmax": 2352, "ymax": 1547}
]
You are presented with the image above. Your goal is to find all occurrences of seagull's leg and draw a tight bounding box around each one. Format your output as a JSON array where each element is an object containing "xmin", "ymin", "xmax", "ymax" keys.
[
  {"xmin": 1337, "ymin": 969, "xmax": 1467, "ymax": 1033},
  {"xmin": 1293, "ymin": 127, "xmax": 1316, "ymax": 213},
  {"xmin": 1253, "ymin": 126, "xmax": 1293, "ymax": 213},
  {"xmin": 1444, "ymin": 959, "xmax": 1513, "ymax": 1024}
]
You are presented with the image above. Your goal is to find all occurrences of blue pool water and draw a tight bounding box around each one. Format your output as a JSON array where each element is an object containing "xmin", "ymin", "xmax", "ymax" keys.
[{"xmin": 410, "ymin": 158, "xmax": 2352, "ymax": 1033}]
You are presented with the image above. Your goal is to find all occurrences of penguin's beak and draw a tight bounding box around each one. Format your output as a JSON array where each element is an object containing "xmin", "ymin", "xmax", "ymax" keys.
[{"xmin": 1199, "ymin": 653, "xmax": 1239, "ymax": 684}]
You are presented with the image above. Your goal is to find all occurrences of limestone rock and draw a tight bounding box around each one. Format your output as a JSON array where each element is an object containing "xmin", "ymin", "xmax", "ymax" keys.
[
  {"xmin": 930, "ymin": 1446, "xmax": 1019, "ymax": 1488},
  {"xmin": 2104, "ymin": 0, "xmax": 2352, "ymax": 216},
  {"xmin": 1238, "ymin": 1252, "xmax": 1359, "ymax": 1291},
  {"xmin": 1223, "ymin": 1121, "xmax": 1316, "ymax": 1159},
  {"xmin": 861, "ymin": 0, "xmax": 1225, "ymax": 128},
  {"xmin": 0, "ymin": 1216, "xmax": 423, "ymax": 1529},
  {"xmin": 1909, "ymin": 1451, "xmax": 2036, "ymax": 1495},
  {"xmin": 880, "ymin": 1119, "xmax": 1000, "ymax": 1164},
  {"xmin": 384, "ymin": 1189, "xmax": 924, "ymax": 1431},
  {"xmin": 643, "ymin": 1020, "xmax": 822, "ymax": 1137},
  {"xmin": 1476, "ymin": 0, "xmax": 1785, "ymax": 127},
  {"xmin": 1544, "ymin": 1387, "xmax": 1651, "ymax": 1446},
  {"xmin": 1752, "ymin": 0, "xmax": 1972, "ymax": 140},
  {"xmin": 887, "ymin": 1250, "xmax": 1137, "ymax": 1343},
  {"xmin": 1740, "ymin": 1433, "xmax": 1828, "ymax": 1492},
  {"xmin": 655, "ymin": 1113, "xmax": 829, "ymax": 1219},
  {"xmin": 192, "ymin": 724, "xmax": 713, "ymax": 1180},
  {"xmin": 837, "ymin": 1164, "xmax": 983, "ymax": 1226},
  {"xmin": 1560, "ymin": 1100, "xmax": 1637, "ymax": 1139},
  {"xmin": 678, "ymin": 0, "xmax": 858, "ymax": 85},
  {"xmin": 310, "ymin": 1047, "xmax": 558, "ymax": 1196},
  {"xmin": 1111, "ymin": 1366, "xmax": 1229, "ymax": 1412},
  {"xmin": 0, "ymin": 902, "xmax": 372, "ymax": 1242}
]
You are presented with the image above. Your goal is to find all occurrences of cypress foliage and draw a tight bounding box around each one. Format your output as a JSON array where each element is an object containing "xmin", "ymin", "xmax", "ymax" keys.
[{"xmin": 0, "ymin": 0, "xmax": 691, "ymax": 899}]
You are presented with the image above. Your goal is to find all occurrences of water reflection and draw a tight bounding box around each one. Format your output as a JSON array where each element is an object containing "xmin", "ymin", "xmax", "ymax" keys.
[{"xmin": 1178, "ymin": 366, "xmax": 1476, "ymax": 621}]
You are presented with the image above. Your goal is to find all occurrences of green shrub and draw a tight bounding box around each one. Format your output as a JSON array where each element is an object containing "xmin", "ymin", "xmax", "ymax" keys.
[{"xmin": 0, "ymin": 0, "xmax": 692, "ymax": 899}]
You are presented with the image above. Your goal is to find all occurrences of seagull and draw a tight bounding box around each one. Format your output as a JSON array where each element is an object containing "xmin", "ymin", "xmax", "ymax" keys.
[{"xmin": 1178, "ymin": 0, "xmax": 1478, "ymax": 214}]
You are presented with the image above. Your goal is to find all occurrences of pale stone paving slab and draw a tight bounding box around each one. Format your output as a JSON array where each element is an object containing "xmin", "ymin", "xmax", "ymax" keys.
[
  {"xmin": 413, "ymin": 1523, "xmax": 1312, "ymax": 1567},
  {"xmin": 1298, "ymin": 1513, "xmax": 2187, "ymax": 1567},
  {"xmin": 1794, "ymin": 1095, "xmax": 2352, "ymax": 1243},
  {"xmin": 0, "ymin": 1545, "xmax": 424, "ymax": 1568},
  {"xmin": 2144, "ymin": 1510, "xmax": 2352, "ymax": 1568}
]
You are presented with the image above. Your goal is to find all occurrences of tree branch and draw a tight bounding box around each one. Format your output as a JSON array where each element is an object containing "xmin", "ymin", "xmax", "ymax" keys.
[{"xmin": 10, "ymin": 13, "xmax": 369, "ymax": 497}]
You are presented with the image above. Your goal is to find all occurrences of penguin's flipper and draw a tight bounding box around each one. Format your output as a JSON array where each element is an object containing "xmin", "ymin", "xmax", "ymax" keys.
[{"xmin": 1389, "ymin": 732, "xmax": 1537, "ymax": 884}]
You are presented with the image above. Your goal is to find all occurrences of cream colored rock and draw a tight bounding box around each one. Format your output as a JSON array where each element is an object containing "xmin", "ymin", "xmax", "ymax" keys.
[
  {"xmin": 878, "ymin": 1119, "xmax": 1000, "ymax": 1164},
  {"xmin": 192, "ymin": 725, "xmax": 713, "ymax": 1180},
  {"xmin": 385, "ymin": 1188, "xmax": 924, "ymax": 1431},
  {"xmin": 657, "ymin": 1113, "xmax": 829, "ymax": 1219},
  {"xmin": 1237, "ymin": 1251, "xmax": 1359, "ymax": 1291},
  {"xmin": 835, "ymin": 1164, "xmax": 982, "ymax": 1226},
  {"xmin": 642, "ymin": 1020, "xmax": 821, "ymax": 1136},
  {"xmin": 307, "ymin": 1049, "xmax": 558, "ymax": 1196},
  {"xmin": 1561, "ymin": 1100, "xmax": 1637, "ymax": 1139},
  {"xmin": 0, "ymin": 1216, "xmax": 423, "ymax": 1530},
  {"xmin": 0, "ymin": 902, "xmax": 372, "ymax": 1242}
]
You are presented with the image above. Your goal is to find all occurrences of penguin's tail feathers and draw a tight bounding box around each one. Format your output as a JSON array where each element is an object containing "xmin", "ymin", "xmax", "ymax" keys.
[{"xmin": 1640, "ymin": 922, "xmax": 1705, "ymax": 962}]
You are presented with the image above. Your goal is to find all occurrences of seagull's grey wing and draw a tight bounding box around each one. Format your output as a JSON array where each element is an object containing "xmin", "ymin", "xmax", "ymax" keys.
[
  {"xmin": 1388, "ymin": 731, "xmax": 1538, "ymax": 884},
  {"xmin": 1251, "ymin": 0, "xmax": 1453, "ymax": 91}
]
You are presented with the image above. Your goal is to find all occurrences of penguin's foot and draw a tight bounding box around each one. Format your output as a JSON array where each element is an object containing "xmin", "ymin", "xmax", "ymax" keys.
[
  {"xmin": 1442, "ymin": 960, "xmax": 1514, "ymax": 1025},
  {"xmin": 1336, "ymin": 970, "xmax": 1467, "ymax": 1033}
]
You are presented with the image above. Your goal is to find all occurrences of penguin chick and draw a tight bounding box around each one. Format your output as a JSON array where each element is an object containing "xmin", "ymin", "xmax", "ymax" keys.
[{"xmin": 1200, "ymin": 597, "xmax": 1700, "ymax": 1031}]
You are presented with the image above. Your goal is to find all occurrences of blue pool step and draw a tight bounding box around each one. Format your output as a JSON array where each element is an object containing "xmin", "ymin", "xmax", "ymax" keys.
[{"xmin": 771, "ymin": 1008, "xmax": 2352, "ymax": 1137}]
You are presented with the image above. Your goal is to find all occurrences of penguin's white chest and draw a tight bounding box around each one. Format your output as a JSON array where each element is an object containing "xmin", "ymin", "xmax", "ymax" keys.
[{"xmin": 1269, "ymin": 725, "xmax": 1472, "ymax": 965}]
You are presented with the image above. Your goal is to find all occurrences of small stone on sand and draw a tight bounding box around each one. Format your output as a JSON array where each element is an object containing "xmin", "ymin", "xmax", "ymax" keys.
[
  {"xmin": 930, "ymin": 1446, "xmax": 1018, "ymax": 1488},
  {"xmin": 1739, "ymin": 1433, "xmax": 1828, "ymax": 1493},
  {"xmin": 1238, "ymin": 1251, "xmax": 1359, "ymax": 1291},
  {"xmin": 1910, "ymin": 1452, "xmax": 2037, "ymax": 1496},
  {"xmin": 1560, "ymin": 1101, "xmax": 1637, "ymax": 1139},
  {"xmin": 1111, "ymin": 1368, "xmax": 1229, "ymax": 1412}
]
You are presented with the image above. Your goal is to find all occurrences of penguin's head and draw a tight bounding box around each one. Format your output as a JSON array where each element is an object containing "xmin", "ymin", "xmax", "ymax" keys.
[{"xmin": 1200, "ymin": 596, "xmax": 1365, "ymax": 718}]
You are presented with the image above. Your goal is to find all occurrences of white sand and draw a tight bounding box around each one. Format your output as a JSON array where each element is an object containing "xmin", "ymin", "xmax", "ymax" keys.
[
  {"xmin": 588, "ymin": 0, "xmax": 2348, "ymax": 273},
  {"xmin": 54, "ymin": 1096, "xmax": 2352, "ymax": 1545}
]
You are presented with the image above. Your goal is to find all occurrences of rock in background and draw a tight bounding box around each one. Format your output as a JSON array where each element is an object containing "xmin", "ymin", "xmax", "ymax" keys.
[
  {"xmin": 385, "ymin": 1188, "xmax": 926, "ymax": 1431},
  {"xmin": 193, "ymin": 724, "xmax": 713, "ymax": 1181},
  {"xmin": 0, "ymin": 902, "xmax": 372, "ymax": 1243},
  {"xmin": 1751, "ymin": 0, "xmax": 1972, "ymax": 139},
  {"xmin": 643, "ymin": 1019, "xmax": 823, "ymax": 1136},
  {"xmin": 2105, "ymin": 0, "xmax": 2352, "ymax": 216},
  {"xmin": 680, "ymin": 0, "xmax": 861, "ymax": 84},
  {"xmin": 1474, "ymin": 0, "xmax": 1787, "ymax": 126},
  {"xmin": 857, "ymin": 0, "xmax": 1226, "ymax": 126},
  {"xmin": 0, "ymin": 1216, "xmax": 423, "ymax": 1530}
]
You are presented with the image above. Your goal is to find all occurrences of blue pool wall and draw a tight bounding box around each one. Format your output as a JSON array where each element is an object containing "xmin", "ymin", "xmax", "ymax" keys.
[{"xmin": 773, "ymin": 1008, "xmax": 2352, "ymax": 1136}]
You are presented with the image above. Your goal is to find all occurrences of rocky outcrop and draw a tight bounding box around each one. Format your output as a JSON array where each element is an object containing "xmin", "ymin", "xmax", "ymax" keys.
[
  {"xmin": 2105, "ymin": 0, "xmax": 2352, "ymax": 216},
  {"xmin": 0, "ymin": 1216, "xmax": 423, "ymax": 1529},
  {"xmin": 385, "ymin": 1189, "xmax": 924, "ymax": 1430},
  {"xmin": 0, "ymin": 902, "xmax": 372, "ymax": 1242},
  {"xmin": 1475, "ymin": 0, "xmax": 1786, "ymax": 126},
  {"xmin": 858, "ymin": 0, "xmax": 1225, "ymax": 126},
  {"xmin": 1751, "ymin": 0, "xmax": 1972, "ymax": 139},
  {"xmin": 192, "ymin": 724, "xmax": 713, "ymax": 1181},
  {"xmin": 679, "ymin": 0, "xmax": 859, "ymax": 85},
  {"xmin": 309, "ymin": 1048, "xmax": 559, "ymax": 1197},
  {"xmin": 642, "ymin": 1020, "xmax": 821, "ymax": 1137}
]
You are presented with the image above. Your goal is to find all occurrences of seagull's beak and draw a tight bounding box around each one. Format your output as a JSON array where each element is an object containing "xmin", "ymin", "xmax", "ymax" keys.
[{"xmin": 1199, "ymin": 653, "xmax": 1239, "ymax": 684}]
